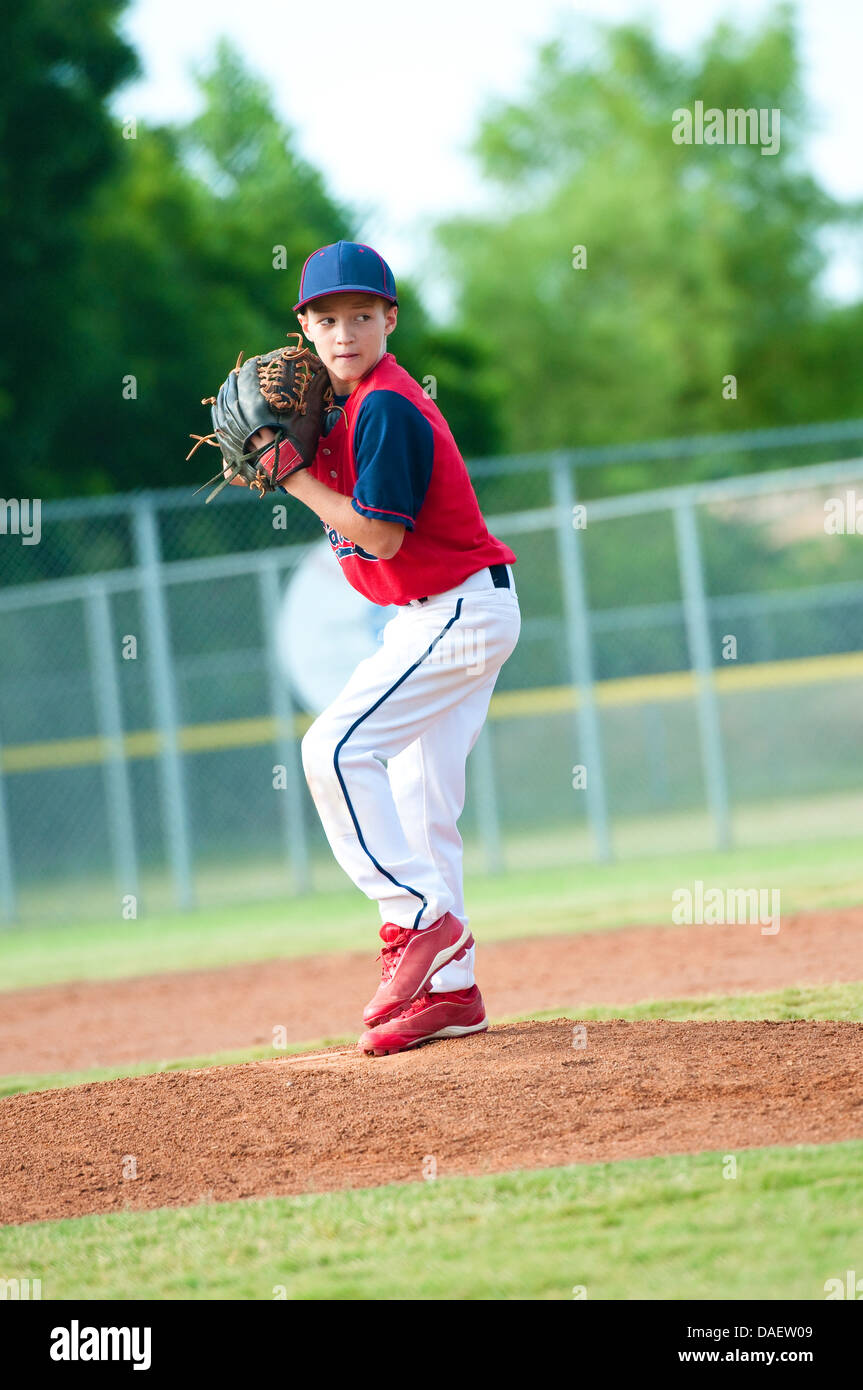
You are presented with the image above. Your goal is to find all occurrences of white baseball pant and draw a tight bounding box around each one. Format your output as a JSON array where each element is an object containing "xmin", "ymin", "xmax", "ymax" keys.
[{"xmin": 301, "ymin": 565, "xmax": 520, "ymax": 991}]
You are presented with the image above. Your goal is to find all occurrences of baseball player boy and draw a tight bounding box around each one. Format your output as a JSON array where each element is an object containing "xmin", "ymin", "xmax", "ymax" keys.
[{"xmin": 246, "ymin": 241, "xmax": 520, "ymax": 1055}]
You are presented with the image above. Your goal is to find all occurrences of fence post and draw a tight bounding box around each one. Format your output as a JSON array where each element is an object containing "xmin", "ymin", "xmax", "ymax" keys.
[
  {"xmin": 85, "ymin": 581, "xmax": 140, "ymax": 908},
  {"xmin": 257, "ymin": 556, "xmax": 310, "ymax": 894},
  {"xmin": 470, "ymin": 721, "xmax": 504, "ymax": 875},
  {"xmin": 132, "ymin": 498, "xmax": 195, "ymax": 909},
  {"xmin": 551, "ymin": 453, "xmax": 613, "ymax": 862},
  {"xmin": 0, "ymin": 722, "xmax": 16, "ymax": 923},
  {"xmin": 673, "ymin": 498, "xmax": 732, "ymax": 850}
]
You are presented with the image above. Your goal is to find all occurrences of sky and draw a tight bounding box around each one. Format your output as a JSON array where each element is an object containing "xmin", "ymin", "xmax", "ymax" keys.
[{"xmin": 115, "ymin": 0, "xmax": 863, "ymax": 308}]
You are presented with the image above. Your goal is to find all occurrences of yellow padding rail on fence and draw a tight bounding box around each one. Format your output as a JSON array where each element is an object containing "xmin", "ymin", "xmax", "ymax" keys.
[{"xmin": 4, "ymin": 650, "xmax": 863, "ymax": 774}]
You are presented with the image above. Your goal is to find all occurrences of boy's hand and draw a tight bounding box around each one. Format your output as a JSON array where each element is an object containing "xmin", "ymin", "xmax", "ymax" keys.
[{"xmin": 224, "ymin": 427, "xmax": 276, "ymax": 486}]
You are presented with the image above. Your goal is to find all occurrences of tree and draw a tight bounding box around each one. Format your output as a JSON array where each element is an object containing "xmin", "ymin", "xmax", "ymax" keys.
[
  {"xmin": 51, "ymin": 41, "xmax": 352, "ymax": 496},
  {"xmin": 6, "ymin": 37, "xmax": 502, "ymax": 499},
  {"xmin": 0, "ymin": 1, "xmax": 138, "ymax": 473},
  {"xmin": 435, "ymin": 8, "xmax": 862, "ymax": 485}
]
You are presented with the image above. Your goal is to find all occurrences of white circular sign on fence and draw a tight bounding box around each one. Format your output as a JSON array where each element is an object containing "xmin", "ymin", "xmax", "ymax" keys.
[{"xmin": 276, "ymin": 540, "xmax": 397, "ymax": 714}]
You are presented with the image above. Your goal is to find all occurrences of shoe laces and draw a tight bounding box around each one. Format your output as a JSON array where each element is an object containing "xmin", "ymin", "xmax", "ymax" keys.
[
  {"xmin": 393, "ymin": 992, "xmax": 432, "ymax": 1021},
  {"xmin": 376, "ymin": 928, "xmax": 413, "ymax": 982}
]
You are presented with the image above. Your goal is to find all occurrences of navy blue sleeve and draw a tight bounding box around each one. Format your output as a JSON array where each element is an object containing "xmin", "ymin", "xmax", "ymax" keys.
[{"xmin": 350, "ymin": 390, "xmax": 434, "ymax": 531}]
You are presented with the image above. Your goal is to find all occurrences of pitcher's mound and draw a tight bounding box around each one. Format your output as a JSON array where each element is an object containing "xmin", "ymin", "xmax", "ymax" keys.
[{"xmin": 3, "ymin": 1019, "xmax": 862, "ymax": 1226}]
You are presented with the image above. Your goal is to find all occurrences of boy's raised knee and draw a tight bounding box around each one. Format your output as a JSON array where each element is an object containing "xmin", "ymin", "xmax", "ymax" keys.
[{"xmin": 301, "ymin": 720, "xmax": 338, "ymax": 785}]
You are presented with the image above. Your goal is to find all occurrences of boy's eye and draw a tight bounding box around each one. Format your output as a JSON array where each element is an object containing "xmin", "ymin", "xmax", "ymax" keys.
[{"xmin": 315, "ymin": 313, "xmax": 369, "ymax": 326}]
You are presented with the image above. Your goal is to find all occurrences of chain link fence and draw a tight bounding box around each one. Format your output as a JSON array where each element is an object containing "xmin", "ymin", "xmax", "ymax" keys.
[{"xmin": 1, "ymin": 421, "xmax": 862, "ymax": 923}]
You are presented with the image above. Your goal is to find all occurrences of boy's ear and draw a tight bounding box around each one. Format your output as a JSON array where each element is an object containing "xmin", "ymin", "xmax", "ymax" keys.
[
  {"xmin": 297, "ymin": 313, "xmax": 312, "ymax": 341},
  {"xmin": 384, "ymin": 304, "xmax": 398, "ymax": 336}
]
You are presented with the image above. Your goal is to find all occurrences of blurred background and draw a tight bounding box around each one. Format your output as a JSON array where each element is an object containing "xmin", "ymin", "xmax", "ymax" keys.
[{"xmin": 1, "ymin": 0, "xmax": 862, "ymax": 923}]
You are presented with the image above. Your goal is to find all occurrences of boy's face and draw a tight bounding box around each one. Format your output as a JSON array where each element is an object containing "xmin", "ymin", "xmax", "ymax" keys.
[{"xmin": 298, "ymin": 293, "xmax": 397, "ymax": 393}]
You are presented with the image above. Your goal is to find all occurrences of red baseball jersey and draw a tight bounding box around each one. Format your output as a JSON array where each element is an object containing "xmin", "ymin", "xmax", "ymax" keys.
[{"xmin": 308, "ymin": 352, "xmax": 516, "ymax": 606}]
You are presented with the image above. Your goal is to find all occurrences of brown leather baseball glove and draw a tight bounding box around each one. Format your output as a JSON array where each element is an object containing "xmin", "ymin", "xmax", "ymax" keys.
[{"xmin": 188, "ymin": 334, "xmax": 334, "ymax": 502}]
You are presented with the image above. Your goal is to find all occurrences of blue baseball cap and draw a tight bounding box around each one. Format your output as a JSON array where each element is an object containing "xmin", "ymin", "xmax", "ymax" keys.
[{"xmin": 294, "ymin": 240, "xmax": 398, "ymax": 313}]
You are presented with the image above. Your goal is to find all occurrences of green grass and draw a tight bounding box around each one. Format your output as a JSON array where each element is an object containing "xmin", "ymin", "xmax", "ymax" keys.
[
  {"xmin": 1, "ymin": 1141, "xmax": 860, "ymax": 1300},
  {"xmin": 527, "ymin": 980, "xmax": 863, "ymax": 1024},
  {"xmin": 2, "ymin": 835, "xmax": 862, "ymax": 991},
  {"xmin": 3, "ymin": 981, "xmax": 860, "ymax": 1100}
]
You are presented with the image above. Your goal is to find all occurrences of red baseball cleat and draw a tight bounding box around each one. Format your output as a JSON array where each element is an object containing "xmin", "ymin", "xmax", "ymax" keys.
[
  {"xmin": 362, "ymin": 912, "xmax": 472, "ymax": 1027},
  {"xmin": 358, "ymin": 987, "xmax": 488, "ymax": 1056}
]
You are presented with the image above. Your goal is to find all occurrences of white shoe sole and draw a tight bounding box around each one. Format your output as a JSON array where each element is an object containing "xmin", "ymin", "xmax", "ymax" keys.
[
  {"xmin": 361, "ymin": 1017, "xmax": 488, "ymax": 1056},
  {"xmin": 417, "ymin": 921, "xmax": 471, "ymax": 993},
  {"xmin": 424, "ymin": 1019, "xmax": 488, "ymax": 1040}
]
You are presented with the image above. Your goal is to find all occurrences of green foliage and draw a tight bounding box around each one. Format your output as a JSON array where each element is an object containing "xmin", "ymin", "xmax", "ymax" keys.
[
  {"xmin": 3, "ymin": 9, "xmax": 861, "ymax": 500},
  {"xmin": 436, "ymin": 8, "xmax": 863, "ymax": 464},
  {"xmin": 58, "ymin": 41, "xmax": 355, "ymax": 496},
  {"xmin": 1, "ymin": 32, "xmax": 502, "ymax": 498},
  {"xmin": 0, "ymin": 1, "xmax": 138, "ymax": 437}
]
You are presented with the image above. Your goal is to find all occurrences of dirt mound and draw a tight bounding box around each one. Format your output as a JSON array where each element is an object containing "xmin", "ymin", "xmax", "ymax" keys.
[
  {"xmin": 3, "ymin": 908, "xmax": 862, "ymax": 1077},
  {"xmin": 2, "ymin": 1019, "xmax": 862, "ymax": 1226}
]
